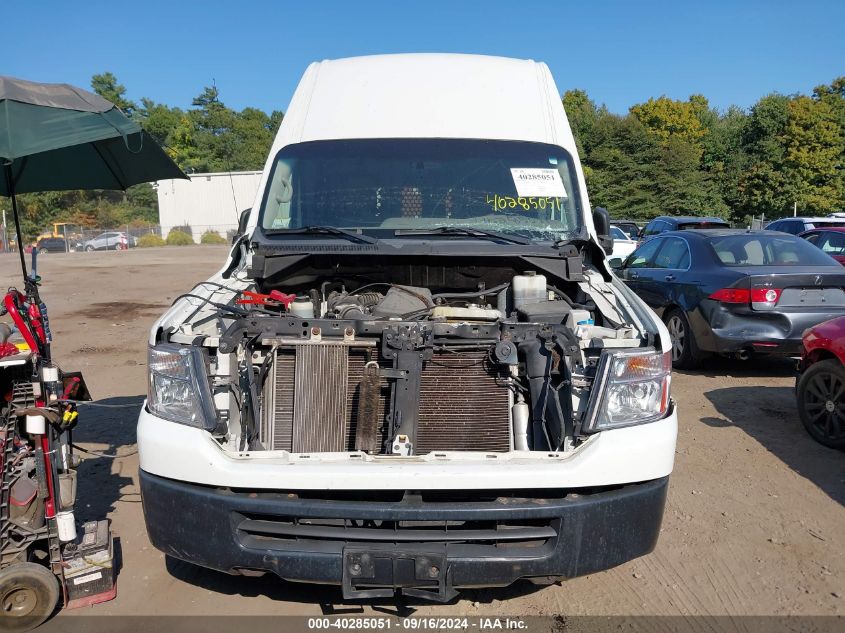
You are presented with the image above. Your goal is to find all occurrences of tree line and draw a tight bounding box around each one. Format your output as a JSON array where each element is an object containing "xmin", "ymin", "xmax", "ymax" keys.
[
  {"xmin": 4, "ymin": 72, "xmax": 844, "ymax": 239},
  {"xmin": 566, "ymin": 78, "xmax": 845, "ymax": 223}
]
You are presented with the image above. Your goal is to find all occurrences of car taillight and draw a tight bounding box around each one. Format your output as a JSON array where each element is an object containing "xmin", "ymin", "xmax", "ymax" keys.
[
  {"xmin": 708, "ymin": 288, "xmax": 781, "ymax": 305},
  {"xmin": 751, "ymin": 288, "xmax": 781, "ymax": 304},
  {"xmin": 708, "ymin": 288, "xmax": 750, "ymax": 303}
]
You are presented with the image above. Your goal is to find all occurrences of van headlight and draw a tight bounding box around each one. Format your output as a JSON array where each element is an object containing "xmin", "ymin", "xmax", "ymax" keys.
[
  {"xmin": 147, "ymin": 344, "xmax": 217, "ymax": 430},
  {"xmin": 582, "ymin": 348, "xmax": 671, "ymax": 432}
]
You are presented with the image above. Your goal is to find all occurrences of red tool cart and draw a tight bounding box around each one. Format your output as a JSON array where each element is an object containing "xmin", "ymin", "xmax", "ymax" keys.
[
  {"xmin": 0, "ymin": 74, "xmax": 185, "ymax": 629},
  {"xmin": 0, "ymin": 265, "xmax": 114, "ymax": 631}
]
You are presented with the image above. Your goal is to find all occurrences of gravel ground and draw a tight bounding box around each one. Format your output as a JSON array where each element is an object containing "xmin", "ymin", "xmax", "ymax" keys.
[{"xmin": 5, "ymin": 247, "xmax": 842, "ymax": 624}]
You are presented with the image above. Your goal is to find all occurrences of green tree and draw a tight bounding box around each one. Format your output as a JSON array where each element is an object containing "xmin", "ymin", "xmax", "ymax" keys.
[
  {"xmin": 583, "ymin": 113, "xmax": 662, "ymax": 217},
  {"xmin": 184, "ymin": 84, "xmax": 281, "ymax": 172},
  {"xmin": 783, "ymin": 96, "xmax": 843, "ymax": 213},
  {"xmin": 562, "ymin": 89, "xmax": 599, "ymax": 157},
  {"xmin": 90, "ymin": 72, "xmax": 136, "ymax": 115},
  {"xmin": 630, "ymin": 96, "xmax": 707, "ymax": 156},
  {"xmin": 737, "ymin": 94, "xmax": 792, "ymax": 217},
  {"xmin": 813, "ymin": 77, "xmax": 845, "ymax": 210},
  {"xmin": 576, "ymin": 94, "xmax": 725, "ymax": 219},
  {"xmin": 136, "ymin": 98, "xmax": 184, "ymax": 147},
  {"xmin": 699, "ymin": 105, "xmax": 749, "ymax": 221}
]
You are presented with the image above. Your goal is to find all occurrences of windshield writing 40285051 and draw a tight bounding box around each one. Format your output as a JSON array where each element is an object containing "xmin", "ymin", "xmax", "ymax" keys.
[{"xmin": 485, "ymin": 194, "xmax": 563, "ymax": 214}]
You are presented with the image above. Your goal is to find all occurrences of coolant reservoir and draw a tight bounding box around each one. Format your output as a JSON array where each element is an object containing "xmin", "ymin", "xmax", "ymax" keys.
[
  {"xmin": 289, "ymin": 297, "xmax": 315, "ymax": 318},
  {"xmin": 512, "ymin": 272, "xmax": 547, "ymax": 309}
]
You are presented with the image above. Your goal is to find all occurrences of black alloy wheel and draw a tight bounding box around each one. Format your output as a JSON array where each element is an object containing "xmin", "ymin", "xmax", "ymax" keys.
[{"xmin": 797, "ymin": 359, "xmax": 845, "ymax": 449}]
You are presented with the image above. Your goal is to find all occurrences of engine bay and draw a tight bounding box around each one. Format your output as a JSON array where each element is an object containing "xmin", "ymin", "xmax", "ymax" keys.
[{"xmin": 155, "ymin": 255, "xmax": 659, "ymax": 457}]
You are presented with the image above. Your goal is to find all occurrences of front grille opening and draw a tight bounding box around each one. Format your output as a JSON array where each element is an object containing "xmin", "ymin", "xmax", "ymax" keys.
[
  {"xmin": 262, "ymin": 347, "xmax": 512, "ymax": 454},
  {"xmin": 236, "ymin": 513, "xmax": 556, "ymax": 549},
  {"xmin": 295, "ymin": 490, "xmax": 406, "ymax": 503},
  {"xmin": 419, "ymin": 489, "xmax": 571, "ymax": 503}
]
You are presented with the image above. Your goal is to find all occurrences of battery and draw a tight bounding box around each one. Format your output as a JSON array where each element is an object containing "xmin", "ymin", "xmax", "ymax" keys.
[{"xmin": 62, "ymin": 519, "xmax": 116, "ymax": 607}]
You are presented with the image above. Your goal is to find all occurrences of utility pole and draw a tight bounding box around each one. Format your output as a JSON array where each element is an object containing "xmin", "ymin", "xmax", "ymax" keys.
[
  {"xmin": 2, "ymin": 209, "xmax": 6, "ymax": 253},
  {"xmin": 794, "ymin": 201, "xmax": 798, "ymax": 217}
]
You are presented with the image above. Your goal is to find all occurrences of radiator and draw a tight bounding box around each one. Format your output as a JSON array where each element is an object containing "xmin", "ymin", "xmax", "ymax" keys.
[{"xmin": 261, "ymin": 345, "xmax": 512, "ymax": 453}]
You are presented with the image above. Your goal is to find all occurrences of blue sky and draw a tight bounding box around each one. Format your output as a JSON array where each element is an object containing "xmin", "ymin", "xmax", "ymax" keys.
[{"xmin": 6, "ymin": 0, "xmax": 844, "ymax": 115}]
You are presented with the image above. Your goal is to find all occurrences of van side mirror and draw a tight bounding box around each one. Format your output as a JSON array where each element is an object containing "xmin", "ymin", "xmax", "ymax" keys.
[
  {"xmin": 593, "ymin": 207, "xmax": 613, "ymax": 253},
  {"xmin": 233, "ymin": 208, "xmax": 251, "ymax": 244},
  {"xmin": 608, "ymin": 257, "xmax": 623, "ymax": 270}
]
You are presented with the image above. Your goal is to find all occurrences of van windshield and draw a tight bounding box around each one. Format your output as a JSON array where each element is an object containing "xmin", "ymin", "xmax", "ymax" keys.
[{"xmin": 259, "ymin": 139, "xmax": 584, "ymax": 241}]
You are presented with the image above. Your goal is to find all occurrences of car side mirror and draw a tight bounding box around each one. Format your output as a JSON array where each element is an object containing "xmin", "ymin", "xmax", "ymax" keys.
[
  {"xmin": 608, "ymin": 257, "xmax": 623, "ymax": 270},
  {"xmin": 233, "ymin": 208, "xmax": 251, "ymax": 244},
  {"xmin": 593, "ymin": 207, "xmax": 613, "ymax": 253}
]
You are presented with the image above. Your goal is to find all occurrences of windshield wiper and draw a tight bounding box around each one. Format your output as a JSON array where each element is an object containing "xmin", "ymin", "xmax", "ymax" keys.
[
  {"xmin": 265, "ymin": 226, "xmax": 379, "ymax": 244},
  {"xmin": 393, "ymin": 226, "xmax": 532, "ymax": 245}
]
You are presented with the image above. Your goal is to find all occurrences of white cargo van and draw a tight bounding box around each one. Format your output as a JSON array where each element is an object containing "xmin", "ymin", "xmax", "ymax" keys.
[{"xmin": 138, "ymin": 54, "xmax": 677, "ymax": 601}]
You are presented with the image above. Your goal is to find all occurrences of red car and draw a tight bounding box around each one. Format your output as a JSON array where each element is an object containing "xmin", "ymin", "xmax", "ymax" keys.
[
  {"xmin": 799, "ymin": 226, "xmax": 845, "ymax": 266},
  {"xmin": 797, "ymin": 316, "xmax": 845, "ymax": 448}
]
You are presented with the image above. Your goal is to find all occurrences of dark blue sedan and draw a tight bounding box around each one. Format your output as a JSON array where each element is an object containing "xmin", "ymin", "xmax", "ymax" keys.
[{"xmin": 612, "ymin": 230, "xmax": 845, "ymax": 368}]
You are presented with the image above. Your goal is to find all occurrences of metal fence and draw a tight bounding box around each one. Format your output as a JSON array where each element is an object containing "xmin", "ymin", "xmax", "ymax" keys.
[{"xmin": 15, "ymin": 223, "xmax": 240, "ymax": 254}]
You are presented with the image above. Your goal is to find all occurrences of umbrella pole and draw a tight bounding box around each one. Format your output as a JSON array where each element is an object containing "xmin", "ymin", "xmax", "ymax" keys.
[{"xmin": 3, "ymin": 163, "xmax": 28, "ymax": 283}]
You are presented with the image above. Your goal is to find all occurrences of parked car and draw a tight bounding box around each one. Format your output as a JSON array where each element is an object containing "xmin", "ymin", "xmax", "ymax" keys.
[
  {"xmin": 611, "ymin": 220, "xmax": 641, "ymax": 240},
  {"xmin": 83, "ymin": 231, "xmax": 129, "ymax": 251},
  {"xmin": 610, "ymin": 225, "xmax": 638, "ymax": 260},
  {"xmin": 799, "ymin": 226, "xmax": 845, "ymax": 265},
  {"xmin": 138, "ymin": 54, "xmax": 678, "ymax": 599},
  {"xmin": 35, "ymin": 237, "xmax": 70, "ymax": 253},
  {"xmin": 765, "ymin": 216, "xmax": 845, "ymax": 235},
  {"xmin": 796, "ymin": 316, "xmax": 845, "ymax": 449},
  {"xmin": 640, "ymin": 216, "xmax": 729, "ymax": 241},
  {"xmin": 613, "ymin": 229, "xmax": 845, "ymax": 368}
]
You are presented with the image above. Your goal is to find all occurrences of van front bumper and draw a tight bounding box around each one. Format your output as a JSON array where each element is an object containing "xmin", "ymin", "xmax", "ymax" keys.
[{"xmin": 140, "ymin": 470, "xmax": 669, "ymax": 600}]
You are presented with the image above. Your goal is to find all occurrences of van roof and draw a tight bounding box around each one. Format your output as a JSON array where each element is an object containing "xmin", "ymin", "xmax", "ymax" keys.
[{"xmin": 269, "ymin": 53, "xmax": 577, "ymax": 154}]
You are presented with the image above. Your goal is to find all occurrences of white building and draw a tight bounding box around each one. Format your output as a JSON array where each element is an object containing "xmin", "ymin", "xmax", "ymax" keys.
[{"xmin": 155, "ymin": 171, "xmax": 262, "ymax": 242}]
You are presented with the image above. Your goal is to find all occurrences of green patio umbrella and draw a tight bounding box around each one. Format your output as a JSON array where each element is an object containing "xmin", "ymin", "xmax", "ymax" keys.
[{"xmin": 0, "ymin": 75, "xmax": 187, "ymax": 280}]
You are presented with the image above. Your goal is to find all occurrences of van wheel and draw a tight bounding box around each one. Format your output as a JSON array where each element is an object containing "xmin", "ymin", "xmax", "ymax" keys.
[
  {"xmin": 797, "ymin": 359, "xmax": 845, "ymax": 449},
  {"xmin": 0, "ymin": 563, "xmax": 59, "ymax": 631},
  {"xmin": 665, "ymin": 309, "xmax": 702, "ymax": 369}
]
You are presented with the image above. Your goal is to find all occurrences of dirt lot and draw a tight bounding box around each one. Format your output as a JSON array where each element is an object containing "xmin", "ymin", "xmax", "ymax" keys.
[{"xmin": 4, "ymin": 247, "xmax": 842, "ymax": 622}]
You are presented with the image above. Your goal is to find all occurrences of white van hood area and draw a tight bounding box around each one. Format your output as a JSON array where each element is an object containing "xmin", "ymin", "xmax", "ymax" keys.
[{"xmin": 143, "ymin": 53, "xmax": 674, "ymax": 486}]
